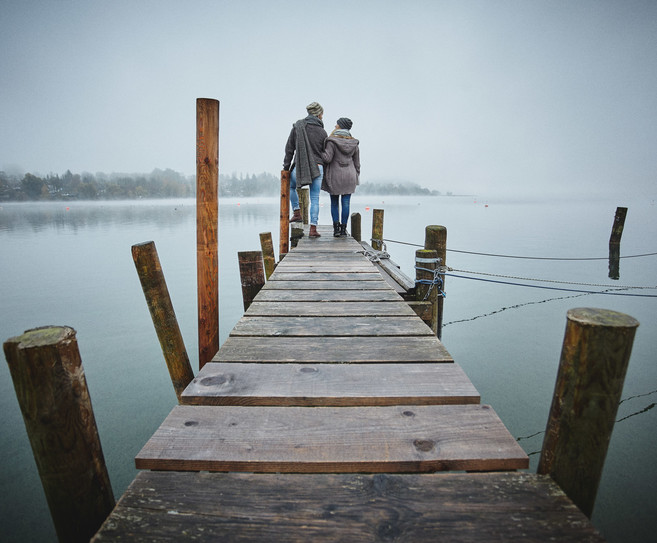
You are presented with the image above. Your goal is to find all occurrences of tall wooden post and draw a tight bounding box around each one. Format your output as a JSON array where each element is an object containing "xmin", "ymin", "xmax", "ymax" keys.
[
  {"xmin": 259, "ymin": 232, "xmax": 276, "ymax": 280},
  {"xmin": 351, "ymin": 212, "xmax": 361, "ymax": 242},
  {"xmin": 372, "ymin": 209, "xmax": 384, "ymax": 251},
  {"xmin": 132, "ymin": 241, "xmax": 195, "ymax": 401},
  {"xmin": 424, "ymin": 225, "xmax": 447, "ymax": 338},
  {"xmin": 280, "ymin": 170, "xmax": 290, "ymax": 258},
  {"xmin": 238, "ymin": 251, "xmax": 266, "ymax": 311},
  {"xmin": 4, "ymin": 326, "xmax": 115, "ymax": 543},
  {"xmin": 299, "ymin": 187, "xmax": 310, "ymax": 225},
  {"xmin": 609, "ymin": 206, "xmax": 628, "ymax": 245},
  {"xmin": 196, "ymin": 98, "xmax": 219, "ymax": 369},
  {"xmin": 538, "ymin": 308, "xmax": 639, "ymax": 518}
]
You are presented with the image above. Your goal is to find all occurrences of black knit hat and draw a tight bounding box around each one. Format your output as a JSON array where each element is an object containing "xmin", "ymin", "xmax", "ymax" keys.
[{"xmin": 337, "ymin": 117, "xmax": 353, "ymax": 130}]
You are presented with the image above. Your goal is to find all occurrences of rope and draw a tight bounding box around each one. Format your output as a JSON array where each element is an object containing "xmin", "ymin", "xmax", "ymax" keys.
[
  {"xmin": 414, "ymin": 263, "xmax": 446, "ymax": 299},
  {"xmin": 381, "ymin": 237, "xmax": 657, "ymax": 261},
  {"xmin": 449, "ymin": 267, "xmax": 657, "ymax": 290},
  {"xmin": 360, "ymin": 238, "xmax": 390, "ymax": 262},
  {"xmin": 441, "ymin": 271, "xmax": 657, "ymax": 297}
]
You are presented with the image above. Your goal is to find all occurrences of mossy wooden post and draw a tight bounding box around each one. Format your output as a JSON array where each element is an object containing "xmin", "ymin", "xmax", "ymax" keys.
[
  {"xmin": 372, "ymin": 208, "xmax": 384, "ymax": 251},
  {"xmin": 537, "ymin": 308, "xmax": 639, "ymax": 518},
  {"xmin": 196, "ymin": 98, "xmax": 219, "ymax": 369},
  {"xmin": 609, "ymin": 206, "xmax": 628, "ymax": 245},
  {"xmin": 280, "ymin": 170, "xmax": 290, "ymax": 258},
  {"xmin": 424, "ymin": 225, "xmax": 447, "ymax": 338},
  {"xmin": 259, "ymin": 232, "xmax": 276, "ymax": 280},
  {"xmin": 3, "ymin": 326, "xmax": 115, "ymax": 543},
  {"xmin": 290, "ymin": 224, "xmax": 304, "ymax": 249},
  {"xmin": 239, "ymin": 251, "xmax": 265, "ymax": 310},
  {"xmin": 415, "ymin": 249, "xmax": 439, "ymax": 333},
  {"xmin": 299, "ymin": 187, "xmax": 309, "ymax": 225},
  {"xmin": 132, "ymin": 241, "xmax": 195, "ymax": 401},
  {"xmin": 351, "ymin": 212, "xmax": 361, "ymax": 242}
]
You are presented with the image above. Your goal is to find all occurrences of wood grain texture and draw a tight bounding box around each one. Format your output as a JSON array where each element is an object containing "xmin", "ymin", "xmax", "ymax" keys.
[
  {"xmin": 92, "ymin": 471, "xmax": 605, "ymax": 542},
  {"xmin": 215, "ymin": 336, "xmax": 453, "ymax": 363},
  {"xmin": 254, "ymin": 289, "xmax": 403, "ymax": 302},
  {"xmin": 181, "ymin": 362, "xmax": 480, "ymax": 406},
  {"xmin": 270, "ymin": 272, "xmax": 383, "ymax": 281},
  {"xmin": 262, "ymin": 280, "xmax": 391, "ymax": 290},
  {"xmin": 230, "ymin": 316, "xmax": 433, "ymax": 337},
  {"xmin": 245, "ymin": 301, "xmax": 418, "ymax": 317},
  {"xmin": 135, "ymin": 404, "xmax": 528, "ymax": 472}
]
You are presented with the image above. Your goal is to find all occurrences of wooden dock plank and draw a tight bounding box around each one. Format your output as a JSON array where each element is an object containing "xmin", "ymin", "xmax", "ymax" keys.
[
  {"xmin": 230, "ymin": 316, "xmax": 433, "ymax": 337},
  {"xmin": 215, "ymin": 336, "xmax": 453, "ymax": 363},
  {"xmin": 254, "ymin": 289, "xmax": 403, "ymax": 302},
  {"xmin": 270, "ymin": 272, "xmax": 383, "ymax": 281},
  {"xmin": 181, "ymin": 362, "xmax": 480, "ymax": 406},
  {"xmin": 262, "ymin": 280, "xmax": 391, "ymax": 290},
  {"xmin": 92, "ymin": 471, "xmax": 605, "ymax": 543},
  {"xmin": 135, "ymin": 404, "xmax": 529, "ymax": 473},
  {"xmin": 245, "ymin": 301, "xmax": 419, "ymax": 317}
]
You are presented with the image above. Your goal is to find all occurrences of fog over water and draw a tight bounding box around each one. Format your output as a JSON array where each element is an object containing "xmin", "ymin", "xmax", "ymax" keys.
[{"xmin": 1, "ymin": 0, "xmax": 656, "ymax": 199}]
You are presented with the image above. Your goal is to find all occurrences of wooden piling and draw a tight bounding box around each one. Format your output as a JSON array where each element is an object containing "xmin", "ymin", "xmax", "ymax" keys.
[
  {"xmin": 372, "ymin": 209, "xmax": 384, "ymax": 251},
  {"xmin": 259, "ymin": 232, "xmax": 276, "ymax": 280},
  {"xmin": 280, "ymin": 170, "xmax": 290, "ymax": 257},
  {"xmin": 537, "ymin": 307, "xmax": 639, "ymax": 518},
  {"xmin": 299, "ymin": 187, "xmax": 309, "ymax": 225},
  {"xmin": 3, "ymin": 326, "xmax": 115, "ymax": 543},
  {"xmin": 238, "ymin": 251, "xmax": 266, "ymax": 311},
  {"xmin": 415, "ymin": 250, "xmax": 439, "ymax": 334},
  {"xmin": 351, "ymin": 212, "xmax": 361, "ymax": 242},
  {"xmin": 424, "ymin": 225, "xmax": 447, "ymax": 338},
  {"xmin": 609, "ymin": 206, "xmax": 628, "ymax": 245},
  {"xmin": 132, "ymin": 241, "xmax": 195, "ymax": 401},
  {"xmin": 196, "ymin": 98, "xmax": 220, "ymax": 369}
]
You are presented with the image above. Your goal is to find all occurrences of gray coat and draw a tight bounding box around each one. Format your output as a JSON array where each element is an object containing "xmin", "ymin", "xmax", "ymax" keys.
[{"xmin": 320, "ymin": 135, "xmax": 360, "ymax": 195}]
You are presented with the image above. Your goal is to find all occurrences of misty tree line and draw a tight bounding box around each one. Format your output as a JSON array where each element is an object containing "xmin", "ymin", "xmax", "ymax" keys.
[{"xmin": 0, "ymin": 169, "xmax": 441, "ymax": 201}]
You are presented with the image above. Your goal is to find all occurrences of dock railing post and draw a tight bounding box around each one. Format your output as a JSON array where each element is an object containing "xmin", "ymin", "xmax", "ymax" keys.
[
  {"xmin": 537, "ymin": 307, "xmax": 639, "ymax": 518},
  {"xmin": 238, "ymin": 250, "xmax": 266, "ymax": 311},
  {"xmin": 351, "ymin": 212, "xmax": 361, "ymax": 242},
  {"xmin": 424, "ymin": 225, "xmax": 447, "ymax": 338},
  {"xmin": 372, "ymin": 209, "xmax": 384, "ymax": 251},
  {"xmin": 196, "ymin": 98, "xmax": 219, "ymax": 369},
  {"xmin": 132, "ymin": 241, "xmax": 195, "ymax": 401},
  {"xmin": 259, "ymin": 232, "xmax": 276, "ymax": 280},
  {"xmin": 280, "ymin": 170, "xmax": 290, "ymax": 258},
  {"xmin": 4, "ymin": 326, "xmax": 115, "ymax": 543},
  {"xmin": 415, "ymin": 249, "xmax": 439, "ymax": 332}
]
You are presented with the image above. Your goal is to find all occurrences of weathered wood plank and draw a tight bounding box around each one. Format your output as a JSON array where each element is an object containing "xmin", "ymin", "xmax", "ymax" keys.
[
  {"xmin": 254, "ymin": 289, "xmax": 403, "ymax": 302},
  {"xmin": 274, "ymin": 263, "xmax": 376, "ymax": 272},
  {"xmin": 262, "ymin": 280, "xmax": 391, "ymax": 290},
  {"xmin": 135, "ymin": 404, "xmax": 529, "ymax": 472},
  {"xmin": 270, "ymin": 272, "xmax": 383, "ymax": 281},
  {"xmin": 181, "ymin": 362, "xmax": 480, "ymax": 406},
  {"xmin": 245, "ymin": 301, "xmax": 418, "ymax": 317},
  {"xmin": 215, "ymin": 336, "xmax": 453, "ymax": 363},
  {"xmin": 92, "ymin": 471, "xmax": 605, "ymax": 543},
  {"xmin": 230, "ymin": 316, "xmax": 433, "ymax": 337}
]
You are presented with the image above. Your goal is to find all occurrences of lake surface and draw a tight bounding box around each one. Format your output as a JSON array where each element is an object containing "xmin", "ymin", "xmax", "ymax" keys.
[{"xmin": 1, "ymin": 195, "xmax": 655, "ymax": 542}]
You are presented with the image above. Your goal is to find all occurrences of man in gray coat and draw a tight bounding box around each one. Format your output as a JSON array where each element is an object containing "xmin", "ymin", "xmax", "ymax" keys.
[{"xmin": 283, "ymin": 102, "xmax": 327, "ymax": 237}]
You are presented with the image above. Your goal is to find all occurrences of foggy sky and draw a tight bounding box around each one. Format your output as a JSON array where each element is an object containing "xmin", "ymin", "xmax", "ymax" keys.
[{"xmin": 1, "ymin": 0, "xmax": 656, "ymax": 198}]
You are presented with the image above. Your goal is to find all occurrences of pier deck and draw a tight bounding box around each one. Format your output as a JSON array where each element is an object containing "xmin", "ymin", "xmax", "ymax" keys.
[{"xmin": 93, "ymin": 225, "xmax": 604, "ymax": 541}]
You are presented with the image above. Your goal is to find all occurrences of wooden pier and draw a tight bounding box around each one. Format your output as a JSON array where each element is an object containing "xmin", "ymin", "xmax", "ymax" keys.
[{"xmin": 92, "ymin": 225, "xmax": 604, "ymax": 541}]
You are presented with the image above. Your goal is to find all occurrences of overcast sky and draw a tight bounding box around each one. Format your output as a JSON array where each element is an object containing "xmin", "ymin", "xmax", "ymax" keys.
[{"xmin": 1, "ymin": 0, "xmax": 655, "ymax": 198}]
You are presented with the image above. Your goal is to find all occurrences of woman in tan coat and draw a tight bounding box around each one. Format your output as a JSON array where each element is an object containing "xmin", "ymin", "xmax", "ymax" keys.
[{"xmin": 321, "ymin": 117, "xmax": 360, "ymax": 237}]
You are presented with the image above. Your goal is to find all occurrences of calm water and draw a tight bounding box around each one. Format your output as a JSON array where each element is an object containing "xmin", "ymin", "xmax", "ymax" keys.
[{"xmin": 1, "ymin": 195, "xmax": 655, "ymax": 542}]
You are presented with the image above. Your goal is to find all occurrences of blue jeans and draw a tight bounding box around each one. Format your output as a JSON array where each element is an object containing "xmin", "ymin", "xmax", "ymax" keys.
[
  {"xmin": 330, "ymin": 193, "xmax": 351, "ymax": 224},
  {"xmin": 290, "ymin": 165, "xmax": 323, "ymax": 226}
]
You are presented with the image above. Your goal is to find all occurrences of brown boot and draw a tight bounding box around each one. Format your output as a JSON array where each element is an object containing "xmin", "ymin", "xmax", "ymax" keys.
[
  {"xmin": 309, "ymin": 225, "xmax": 321, "ymax": 237},
  {"xmin": 290, "ymin": 209, "xmax": 302, "ymax": 222}
]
